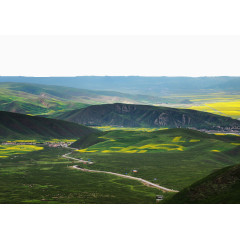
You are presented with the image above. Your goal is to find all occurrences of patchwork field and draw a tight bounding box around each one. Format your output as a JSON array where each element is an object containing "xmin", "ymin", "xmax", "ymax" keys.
[
  {"xmin": 71, "ymin": 128, "xmax": 240, "ymax": 190},
  {"xmin": 74, "ymin": 129, "xmax": 237, "ymax": 154}
]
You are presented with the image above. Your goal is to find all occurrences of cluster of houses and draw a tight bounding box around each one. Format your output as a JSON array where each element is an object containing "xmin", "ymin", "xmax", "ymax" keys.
[
  {"xmin": 47, "ymin": 142, "xmax": 69, "ymax": 148},
  {"xmin": 187, "ymin": 127, "xmax": 240, "ymax": 135}
]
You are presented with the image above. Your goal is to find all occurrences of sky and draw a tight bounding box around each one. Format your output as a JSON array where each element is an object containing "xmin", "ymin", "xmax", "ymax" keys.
[{"xmin": 0, "ymin": 36, "xmax": 240, "ymax": 77}]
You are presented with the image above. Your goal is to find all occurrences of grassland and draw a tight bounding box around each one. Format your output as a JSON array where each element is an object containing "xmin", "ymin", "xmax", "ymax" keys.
[
  {"xmin": 0, "ymin": 145, "xmax": 169, "ymax": 203},
  {"xmin": 0, "ymin": 129, "xmax": 239, "ymax": 203},
  {"xmin": 71, "ymin": 128, "xmax": 240, "ymax": 191}
]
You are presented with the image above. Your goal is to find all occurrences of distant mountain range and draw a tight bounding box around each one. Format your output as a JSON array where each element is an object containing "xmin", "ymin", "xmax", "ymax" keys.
[
  {"xmin": 56, "ymin": 103, "xmax": 240, "ymax": 130},
  {"xmin": 1, "ymin": 76, "xmax": 239, "ymax": 95},
  {"xmin": 0, "ymin": 111, "xmax": 98, "ymax": 140}
]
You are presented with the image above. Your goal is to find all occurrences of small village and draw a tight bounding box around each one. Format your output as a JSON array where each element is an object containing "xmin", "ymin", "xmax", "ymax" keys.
[{"xmin": 187, "ymin": 127, "xmax": 240, "ymax": 135}]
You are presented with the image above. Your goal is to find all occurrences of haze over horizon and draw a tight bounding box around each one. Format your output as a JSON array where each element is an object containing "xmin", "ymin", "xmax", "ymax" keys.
[{"xmin": 1, "ymin": 36, "xmax": 240, "ymax": 77}]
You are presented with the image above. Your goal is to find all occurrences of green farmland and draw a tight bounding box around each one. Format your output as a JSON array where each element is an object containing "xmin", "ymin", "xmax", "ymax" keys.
[
  {"xmin": 0, "ymin": 146, "xmax": 166, "ymax": 203},
  {"xmin": 71, "ymin": 128, "xmax": 240, "ymax": 191},
  {"xmin": 0, "ymin": 128, "xmax": 240, "ymax": 203}
]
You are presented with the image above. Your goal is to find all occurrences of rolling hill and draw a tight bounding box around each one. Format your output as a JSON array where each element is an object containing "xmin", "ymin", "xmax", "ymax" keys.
[
  {"xmin": 56, "ymin": 103, "xmax": 240, "ymax": 130},
  {"xmin": 70, "ymin": 128, "xmax": 240, "ymax": 190},
  {"xmin": 0, "ymin": 111, "xmax": 98, "ymax": 140},
  {"xmin": 165, "ymin": 163, "xmax": 240, "ymax": 204},
  {"xmin": 0, "ymin": 82, "xmax": 89, "ymax": 116},
  {"xmin": 0, "ymin": 82, "xmax": 173, "ymax": 116}
]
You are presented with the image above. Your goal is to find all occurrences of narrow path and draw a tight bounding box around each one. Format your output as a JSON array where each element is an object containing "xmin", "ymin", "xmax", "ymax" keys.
[
  {"xmin": 62, "ymin": 152, "xmax": 94, "ymax": 164},
  {"xmin": 63, "ymin": 151, "xmax": 179, "ymax": 192}
]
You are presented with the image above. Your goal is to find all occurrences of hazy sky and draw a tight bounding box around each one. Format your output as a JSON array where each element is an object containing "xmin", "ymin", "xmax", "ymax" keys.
[{"xmin": 0, "ymin": 36, "xmax": 240, "ymax": 77}]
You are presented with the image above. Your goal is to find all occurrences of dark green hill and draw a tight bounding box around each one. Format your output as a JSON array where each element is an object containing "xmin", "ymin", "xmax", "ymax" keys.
[
  {"xmin": 165, "ymin": 163, "xmax": 240, "ymax": 204},
  {"xmin": 0, "ymin": 111, "xmax": 98, "ymax": 140},
  {"xmin": 56, "ymin": 103, "xmax": 240, "ymax": 130},
  {"xmin": 70, "ymin": 132, "xmax": 106, "ymax": 149}
]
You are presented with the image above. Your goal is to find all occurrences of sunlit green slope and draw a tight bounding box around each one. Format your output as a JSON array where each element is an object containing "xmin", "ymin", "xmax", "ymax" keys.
[{"xmin": 71, "ymin": 128, "xmax": 240, "ymax": 190}]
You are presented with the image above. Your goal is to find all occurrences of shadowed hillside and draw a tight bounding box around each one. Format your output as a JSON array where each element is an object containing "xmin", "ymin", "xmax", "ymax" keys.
[
  {"xmin": 165, "ymin": 163, "xmax": 240, "ymax": 204},
  {"xmin": 56, "ymin": 103, "xmax": 240, "ymax": 130},
  {"xmin": 0, "ymin": 111, "xmax": 98, "ymax": 140}
]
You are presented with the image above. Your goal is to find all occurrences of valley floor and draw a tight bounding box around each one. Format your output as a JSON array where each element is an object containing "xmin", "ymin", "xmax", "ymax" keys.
[
  {"xmin": 0, "ymin": 128, "xmax": 240, "ymax": 203},
  {"xmin": 0, "ymin": 147, "xmax": 169, "ymax": 203}
]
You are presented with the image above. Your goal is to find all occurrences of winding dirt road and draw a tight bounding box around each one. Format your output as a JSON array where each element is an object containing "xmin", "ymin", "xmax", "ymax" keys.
[
  {"xmin": 72, "ymin": 165, "xmax": 179, "ymax": 192},
  {"xmin": 62, "ymin": 152, "xmax": 94, "ymax": 164},
  {"xmin": 63, "ymin": 151, "xmax": 178, "ymax": 192}
]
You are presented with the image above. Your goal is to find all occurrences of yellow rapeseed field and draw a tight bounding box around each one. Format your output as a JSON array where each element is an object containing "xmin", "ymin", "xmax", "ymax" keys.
[
  {"xmin": 189, "ymin": 101, "xmax": 240, "ymax": 119},
  {"xmin": 172, "ymin": 136, "xmax": 185, "ymax": 143},
  {"xmin": 75, "ymin": 142, "xmax": 185, "ymax": 154},
  {"xmin": 0, "ymin": 145, "xmax": 44, "ymax": 158},
  {"xmin": 189, "ymin": 139, "xmax": 200, "ymax": 142}
]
